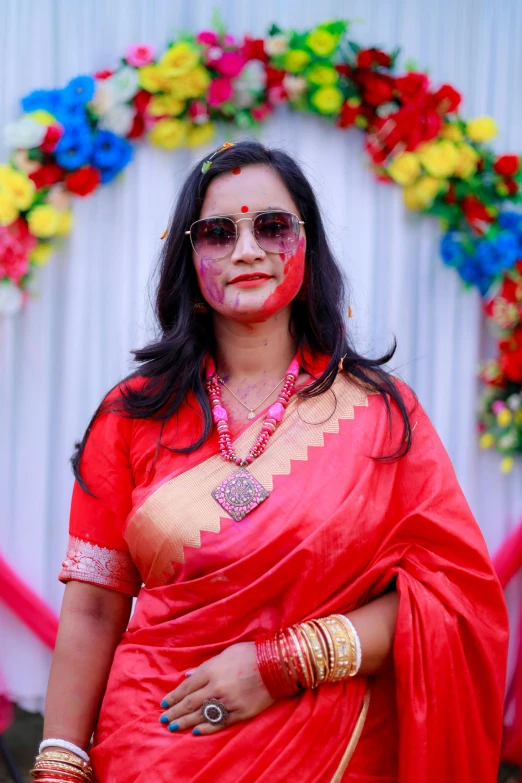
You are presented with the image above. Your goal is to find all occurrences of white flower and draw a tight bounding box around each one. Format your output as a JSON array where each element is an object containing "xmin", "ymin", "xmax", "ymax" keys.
[
  {"xmin": 507, "ymin": 394, "xmax": 521, "ymax": 411},
  {"xmin": 110, "ymin": 66, "xmax": 140, "ymax": 102},
  {"xmin": 264, "ymin": 34, "xmax": 289, "ymax": 56},
  {"xmin": 4, "ymin": 116, "xmax": 47, "ymax": 149},
  {"xmin": 282, "ymin": 74, "xmax": 307, "ymax": 100},
  {"xmin": 0, "ymin": 282, "xmax": 24, "ymax": 315},
  {"xmin": 234, "ymin": 60, "xmax": 267, "ymax": 108},
  {"xmin": 98, "ymin": 103, "xmax": 135, "ymax": 136},
  {"xmin": 90, "ymin": 80, "xmax": 117, "ymax": 117}
]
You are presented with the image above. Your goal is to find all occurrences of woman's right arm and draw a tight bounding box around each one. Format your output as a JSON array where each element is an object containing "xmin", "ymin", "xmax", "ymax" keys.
[{"xmin": 43, "ymin": 580, "xmax": 133, "ymax": 750}]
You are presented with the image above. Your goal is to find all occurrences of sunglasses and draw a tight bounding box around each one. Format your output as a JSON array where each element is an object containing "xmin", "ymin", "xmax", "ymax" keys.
[{"xmin": 185, "ymin": 210, "xmax": 305, "ymax": 260}]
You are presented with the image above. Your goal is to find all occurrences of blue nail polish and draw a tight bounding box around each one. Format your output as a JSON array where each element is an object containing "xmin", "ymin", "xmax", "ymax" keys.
[
  {"xmin": 160, "ymin": 700, "xmax": 169, "ymax": 708},
  {"xmin": 159, "ymin": 715, "xmax": 169, "ymax": 724},
  {"xmin": 192, "ymin": 728, "xmax": 201, "ymax": 736},
  {"xmin": 168, "ymin": 722, "xmax": 179, "ymax": 732}
]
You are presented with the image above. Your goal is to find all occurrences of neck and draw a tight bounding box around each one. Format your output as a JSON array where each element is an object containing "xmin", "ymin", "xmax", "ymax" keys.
[{"xmin": 213, "ymin": 307, "xmax": 296, "ymax": 383}]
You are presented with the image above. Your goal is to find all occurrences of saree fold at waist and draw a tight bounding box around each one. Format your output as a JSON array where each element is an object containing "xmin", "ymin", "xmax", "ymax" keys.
[{"xmin": 89, "ymin": 375, "xmax": 508, "ymax": 782}]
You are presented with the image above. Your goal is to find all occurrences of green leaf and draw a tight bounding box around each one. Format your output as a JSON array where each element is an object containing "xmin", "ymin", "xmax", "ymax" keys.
[
  {"xmin": 268, "ymin": 23, "xmax": 282, "ymax": 36},
  {"xmin": 403, "ymin": 58, "xmax": 418, "ymax": 72},
  {"xmin": 210, "ymin": 8, "xmax": 226, "ymax": 37},
  {"xmin": 201, "ymin": 160, "xmax": 212, "ymax": 174},
  {"xmin": 347, "ymin": 41, "xmax": 361, "ymax": 54}
]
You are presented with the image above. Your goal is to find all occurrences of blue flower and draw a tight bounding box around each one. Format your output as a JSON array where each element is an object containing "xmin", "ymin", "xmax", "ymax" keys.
[
  {"xmin": 498, "ymin": 211, "xmax": 522, "ymax": 233},
  {"xmin": 55, "ymin": 126, "xmax": 94, "ymax": 170},
  {"xmin": 91, "ymin": 131, "xmax": 133, "ymax": 183},
  {"xmin": 494, "ymin": 231, "xmax": 519, "ymax": 267},
  {"xmin": 458, "ymin": 259, "xmax": 492, "ymax": 296},
  {"xmin": 63, "ymin": 76, "xmax": 95, "ymax": 107},
  {"xmin": 21, "ymin": 88, "xmax": 62, "ymax": 115},
  {"xmin": 475, "ymin": 240, "xmax": 499, "ymax": 276},
  {"xmin": 440, "ymin": 232, "xmax": 464, "ymax": 266}
]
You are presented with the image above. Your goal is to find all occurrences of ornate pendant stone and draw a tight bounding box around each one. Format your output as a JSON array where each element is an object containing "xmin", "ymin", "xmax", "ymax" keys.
[
  {"xmin": 212, "ymin": 468, "xmax": 270, "ymax": 521},
  {"xmin": 247, "ymin": 411, "xmax": 255, "ymax": 419}
]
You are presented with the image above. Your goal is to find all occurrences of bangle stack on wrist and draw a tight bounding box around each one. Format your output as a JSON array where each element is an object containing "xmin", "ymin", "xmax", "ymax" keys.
[
  {"xmin": 256, "ymin": 614, "xmax": 362, "ymax": 699},
  {"xmin": 31, "ymin": 740, "xmax": 92, "ymax": 782}
]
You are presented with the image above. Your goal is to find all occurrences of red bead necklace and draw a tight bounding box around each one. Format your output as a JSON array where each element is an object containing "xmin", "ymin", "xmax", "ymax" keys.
[{"xmin": 205, "ymin": 354, "xmax": 300, "ymax": 521}]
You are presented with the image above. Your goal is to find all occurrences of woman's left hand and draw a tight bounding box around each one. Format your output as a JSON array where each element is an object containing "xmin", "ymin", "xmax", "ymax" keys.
[{"xmin": 159, "ymin": 642, "xmax": 275, "ymax": 736}]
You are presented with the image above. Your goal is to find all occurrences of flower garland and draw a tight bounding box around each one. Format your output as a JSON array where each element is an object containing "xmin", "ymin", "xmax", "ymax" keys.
[{"xmin": 0, "ymin": 20, "xmax": 521, "ymax": 466}]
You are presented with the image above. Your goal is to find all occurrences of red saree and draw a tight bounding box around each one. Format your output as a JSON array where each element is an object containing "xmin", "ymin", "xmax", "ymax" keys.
[{"xmin": 59, "ymin": 359, "xmax": 508, "ymax": 782}]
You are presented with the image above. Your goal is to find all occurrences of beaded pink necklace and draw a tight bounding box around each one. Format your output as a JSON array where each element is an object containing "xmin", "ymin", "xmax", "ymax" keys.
[{"xmin": 205, "ymin": 354, "xmax": 300, "ymax": 521}]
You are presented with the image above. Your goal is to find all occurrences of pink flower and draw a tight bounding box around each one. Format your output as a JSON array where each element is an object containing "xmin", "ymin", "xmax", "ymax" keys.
[
  {"xmin": 214, "ymin": 51, "xmax": 246, "ymax": 78},
  {"xmin": 125, "ymin": 43, "xmax": 156, "ymax": 67},
  {"xmin": 197, "ymin": 31, "xmax": 219, "ymax": 46},
  {"xmin": 268, "ymin": 85, "xmax": 287, "ymax": 105},
  {"xmin": 208, "ymin": 78, "xmax": 234, "ymax": 107},
  {"xmin": 492, "ymin": 400, "xmax": 506, "ymax": 415},
  {"xmin": 223, "ymin": 34, "xmax": 236, "ymax": 47},
  {"xmin": 252, "ymin": 103, "xmax": 272, "ymax": 122},
  {"xmin": 0, "ymin": 219, "xmax": 36, "ymax": 283}
]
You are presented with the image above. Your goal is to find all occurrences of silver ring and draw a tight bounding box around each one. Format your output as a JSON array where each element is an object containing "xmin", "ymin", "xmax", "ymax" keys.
[{"xmin": 201, "ymin": 698, "xmax": 228, "ymax": 725}]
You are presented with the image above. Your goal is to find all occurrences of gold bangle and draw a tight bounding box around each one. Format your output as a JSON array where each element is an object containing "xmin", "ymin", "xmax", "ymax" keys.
[
  {"xmin": 32, "ymin": 761, "xmax": 91, "ymax": 780},
  {"xmin": 332, "ymin": 614, "xmax": 358, "ymax": 676},
  {"xmin": 36, "ymin": 750, "xmax": 91, "ymax": 771},
  {"xmin": 300, "ymin": 621, "xmax": 328, "ymax": 685},
  {"xmin": 295, "ymin": 624, "xmax": 317, "ymax": 688},
  {"xmin": 321, "ymin": 615, "xmax": 354, "ymax": 681},
  {"xmin": 309, "ymin": 620, "xmax": 332, "ymax": 682}
]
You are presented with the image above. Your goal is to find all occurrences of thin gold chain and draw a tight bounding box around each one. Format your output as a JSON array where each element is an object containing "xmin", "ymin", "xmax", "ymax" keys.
[{"xmin": 217, "ymin": 375, "xmax": 286, "ymax": 417}]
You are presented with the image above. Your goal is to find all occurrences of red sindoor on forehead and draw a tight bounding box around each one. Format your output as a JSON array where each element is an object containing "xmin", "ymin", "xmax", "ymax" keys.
[
  {"xmin": 232, "ymin": 167, "xmax": 241, "ymax": 175},
  {"xmin": 241, "ymin": 205, "xmax": 249, "ymax": 213}
]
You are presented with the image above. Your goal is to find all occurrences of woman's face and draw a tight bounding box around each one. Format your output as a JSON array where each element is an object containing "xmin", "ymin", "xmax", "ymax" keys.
[{"xmin": 192, "ymin": 164, "xmax": 306, "ymax": 323}]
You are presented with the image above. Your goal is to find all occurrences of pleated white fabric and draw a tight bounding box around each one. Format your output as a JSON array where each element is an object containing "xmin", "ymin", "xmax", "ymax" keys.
[{"xmin": 1, "ymin": 0, "xmax": 521, "ymax": 710}]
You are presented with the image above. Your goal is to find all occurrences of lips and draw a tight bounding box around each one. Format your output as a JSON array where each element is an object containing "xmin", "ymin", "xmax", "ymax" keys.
[{"xmin": 229, "ymin": 273, "xmax": 272, "ymax": 284}]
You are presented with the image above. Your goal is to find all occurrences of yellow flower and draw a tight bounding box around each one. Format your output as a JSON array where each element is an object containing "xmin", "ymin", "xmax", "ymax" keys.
[
  {"xmin": 306, "ymin": 28, "xmax": 338, "ymax": 57},
  {"xmin": 497, "ymin": 408, "xmax": 513, "ymax": 428},
  {"xmin": 55, "ymin": 210, "xmax": 73, "ymax": 236},
  {"xmin": 0, "ymin": 194, "xmax": 18, "ymax": 225},
  {"xmin": 387, "ymin": 152, "xmax": 421, "ymax": 186},
  {"xmin": 138, "ymin": 65, "xmax": 170, "ymax": 93},
  {"xmin": 169, "ymin": 66, "xmax": 210, "ymax": 100},
  {"xmin": 3, "ymin": 169, "xmax": 36, "ymax": 210},
  {"xmin": 187, "ymin": 123, "xmax": 215, "ymax": 147},
  {"xmin": 30, "ymin": 242, "xmax": 53, "ymax": 266},
  {"xmin": 27, "ymin": 204, "xmax": 61, "ymax": 238},
  {"xmin": 284, "ymin": 49, "xmax": 311, "ymax": 74},
  {"xmin": 29, "ymin": 110, "xmax": 56, "ymax": 125},
  {"xmin": 310, "ymin": 86, "xmax": 343, "ymax": 114},
  {"xmin": 440, "ymin": 123, "xmax": 463, "ymax": 142},
  {"xmin": 466, "ymin": 116, "xmax": 498, "ymax": 143},
  {"xmin": 500, "ymin": 456, "xmax": 514, "ymax": 474},
  {"xmin": 159, "ymin": 42, "xmax": 200, "ymax": 78},
  {"xmin": 148, "ymin": 95, "xmax": 185, "ymax": 117},
  {"xmin": 403, "ymin": 176, "xmax": 443, "ymax": 210},
  {"xmin": 417, "ymin": 140, "xmax": 460, "ymax": 178},
  {"xmin": 454, "ymin": 143, "xmax": 480, "ymax": 179},
  {"xmin": 306, "ymin": 64, "xmax": 339, "ymax": 87},
  {"xmin": 148, "ymin": 118, "xmax": 188, "ymax": 149},
  {"xmin": 479, "ymin": 433, "xmax": 495, "ymax": 449}
]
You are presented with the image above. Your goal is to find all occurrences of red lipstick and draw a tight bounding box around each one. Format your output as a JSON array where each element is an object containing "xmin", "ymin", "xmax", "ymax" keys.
[{"xmin": 229, "ymin": 273, "xmax": 272, "ymax": 288}]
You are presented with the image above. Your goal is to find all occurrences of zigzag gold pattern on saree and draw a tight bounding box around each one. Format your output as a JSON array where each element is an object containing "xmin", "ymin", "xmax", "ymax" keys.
[{"xmin": 126, "ymin": 375, "xmax": 370, "ymax": 584}]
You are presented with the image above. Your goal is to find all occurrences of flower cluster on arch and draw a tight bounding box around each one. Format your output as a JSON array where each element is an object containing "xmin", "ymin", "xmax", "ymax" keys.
[{"xmin": 0, "ymin": 20, "xmax": 521, "ymax": 464}]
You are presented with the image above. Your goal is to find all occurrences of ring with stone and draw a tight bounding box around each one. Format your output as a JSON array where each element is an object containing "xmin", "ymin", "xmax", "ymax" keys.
[{"xmin": 201, "ymin": 698, "xmax": 229, "ymax": 725}]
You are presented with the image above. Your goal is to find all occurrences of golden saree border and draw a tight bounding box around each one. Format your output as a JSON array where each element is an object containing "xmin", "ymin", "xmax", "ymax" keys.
[
  {"xmin": 59, "ymin": 535, "xmax": 142, "ymax": 596},
  {"xmin": 126, "ymin": 375, "xmax": 371, "ymax": 585},
  {"xmin": 330, "ymin": 684, "xmax": 372, "ymax": 783}
]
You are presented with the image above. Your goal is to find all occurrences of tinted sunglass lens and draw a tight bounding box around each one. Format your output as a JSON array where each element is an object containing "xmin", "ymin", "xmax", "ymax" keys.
[
  {"xmin": 254, "ymin": 212, "xmax": 299, "ymax": 253},
  {"xmin": 191, "ymin": 218, "xmax": 236, "ymax": 258}
]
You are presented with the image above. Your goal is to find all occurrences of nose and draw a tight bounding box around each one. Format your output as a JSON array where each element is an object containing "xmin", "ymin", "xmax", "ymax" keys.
[{"xmin": 230, "ymin": 219, "xmax": 266, "ymax": 264}]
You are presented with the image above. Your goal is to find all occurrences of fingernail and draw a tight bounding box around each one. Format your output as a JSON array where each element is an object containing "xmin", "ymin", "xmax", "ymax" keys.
[
  {"xmin": 192, "ymin": 728, "xmax": 201, "ymax": 736},
  {"xmin": 168, "ymin": 722, "xmax": 179, "ymax": 732},
  {"xmin": 159, "ymin": 715, "xmax": 169, "ymax": 724},
  {"xmin": 160, "ymin": 700, "xmax": 169, "ymax": 708}
]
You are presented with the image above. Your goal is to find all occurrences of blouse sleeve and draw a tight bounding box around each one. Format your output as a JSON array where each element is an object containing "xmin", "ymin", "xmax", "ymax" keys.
[{"xmin": 59, "ymin": 389, "xmax": 142, "ymax": 597}]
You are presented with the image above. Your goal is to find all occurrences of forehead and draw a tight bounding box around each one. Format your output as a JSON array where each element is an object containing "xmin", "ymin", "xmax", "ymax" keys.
[{"xmin": 200, "ymin": 164, "xmax": 299, "ymax": 218}]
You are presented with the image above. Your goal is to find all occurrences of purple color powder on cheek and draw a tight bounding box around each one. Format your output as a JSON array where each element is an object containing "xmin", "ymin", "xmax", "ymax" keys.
[{"xmin": 199, "ymin": 257, "xmax": 224, "ymax": 304}]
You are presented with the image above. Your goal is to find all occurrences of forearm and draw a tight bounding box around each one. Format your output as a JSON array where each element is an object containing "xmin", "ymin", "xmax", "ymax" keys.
[
  {"xmin": 43, "ymin": 581, "xmax": 132, "ymax": 749},
  {"xmin": 345, "ymin": 591, "xmax": 399, "ymax": 675}
]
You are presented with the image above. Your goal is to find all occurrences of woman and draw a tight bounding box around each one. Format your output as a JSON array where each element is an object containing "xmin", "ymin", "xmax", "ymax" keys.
[{"xmin": 37, "ymin": 140, "xmax": 508, "ymax": 783}]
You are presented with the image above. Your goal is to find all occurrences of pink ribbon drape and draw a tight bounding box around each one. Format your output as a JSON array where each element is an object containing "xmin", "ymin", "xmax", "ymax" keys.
[{"xmin": 0, "ymin": 551, "xmax": 59, "ymax": 732}]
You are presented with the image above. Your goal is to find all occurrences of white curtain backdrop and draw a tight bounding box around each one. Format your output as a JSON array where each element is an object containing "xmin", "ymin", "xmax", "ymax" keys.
[{"xmin": 1, "ymin": 0, "xmax": 522, "ymax": 711}]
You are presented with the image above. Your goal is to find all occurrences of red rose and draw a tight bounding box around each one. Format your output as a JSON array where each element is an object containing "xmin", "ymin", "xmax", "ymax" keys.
[
  {"xmin": 504, "ymin": 178, "xmax": 519, "ymax": 196},
  {"xmin": 395, "ymin": 72, "xmax": 430, "ymax": 105},
  {"xmin": 241, "ymin": 36, "xmax": 268, "ymax": 63},
  {"xmin": 429, "ymin": 84, "xmax": 461, "ymax": 114},
  {"xmin": 95, "ymin": 69, "xmax": 114, "ymax": 80},
  {"xmin": 127, "ymin": 113, "xmax": 145, "ymax": 140},
  {"xmin": 356, "ymin": 48, "xmax": 392, "ymax": 69},
  {"xmin": 29, "ymin": 163, "xmax": 64, "ymax": 190},
  {"xmin": 337, "ymin": 101, "xmax": 359, "ymax": 129},
  {"xmin": 493, "ymin": 154, "xmax": 520, "ymax": 177},
  {"xmin": 335, "ymin": 63, "xmax": 353, "ymax": 79},
  {"xmin": 499, "ymin": 326, "xmax": 522, "ymax": 382},
  {"xmin": 40, "ymin": 124, "xmax": 63, "ymax": 154},
  {"xmin": 267, "ymin": 85, "xmax": 287, "ymax": 105},
  {"xmin": 265, "ymin": 66, "xmax": 286, "ymax": 88},
  {"xmin": 64, "ymin": 166, "xmax": 101, "ymax": 197},
  {"xmin": 357, "ymin": 71, "xmax": 394, "ymax": 106},
  {"xmin": 252, "ymin": 103, "xmax": 272, "ymax": 122},
  {"xmin": 133, "ymin": 89, "xmax": 152, "ymax": 114},
  {"xmin": 444, "ymin": 182, "xmax": 457, "ymax": 204},
  {"xmin": 461, "ymin": 195, "xmax": 495, "ymax": 233}
]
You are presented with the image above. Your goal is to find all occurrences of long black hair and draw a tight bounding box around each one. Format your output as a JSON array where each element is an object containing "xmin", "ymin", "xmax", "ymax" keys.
[{"xmin": 72, "ymin": 139, "xmax": 415, "ymax": 488}]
